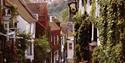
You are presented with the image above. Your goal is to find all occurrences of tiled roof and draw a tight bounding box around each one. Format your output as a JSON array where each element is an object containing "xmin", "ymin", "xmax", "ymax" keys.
[
  {"xmin": 27, "ymin": 3, "xmax": 48, "ymax": 16},
  {"xmin": 5, "ymin": 0, "xmax": 36, "ymax": 23},
  {"xmin": 39, "ymin": 3, "xmax": 48, "ymax": 16},
  {"xmin": 60, "ymin": 23, "xmax": 67, "ymax": 34},
  {"xmin": 27, "ymin": 3, "xmax": 41, "ymax": 14},
  {"xmin": 24, "ymin": 0, "xmax": 31, "ymax": 3},
  {"xmin": 49, "ymin": 22, "xmax": 60, "ymax": 31}
]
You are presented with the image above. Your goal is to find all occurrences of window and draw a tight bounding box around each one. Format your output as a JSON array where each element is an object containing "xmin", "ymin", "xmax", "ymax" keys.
[
  {"xmin": 69, "ymin": 43, "xmax": 72, "ymax": 49},
  {"xmin": 27, "ymin": 42, "xmax": 32, "ymax": 55},
  {"xmin": 4, "ymin": 22, "xmax": 9, "ymax": 30},
  {"xmin": 51, "ymin": 35, "xmax": 53, "ymax": 42},
  {"xmin": 57, "ymin": 35, "xmax": 59, "ymax": 44},
  {"xmin": 4, "ymin": 8, "xmax": 11, "ymax": 16},
  {"xmin": 54, "ymin": 35, "xmax": 55, "ymax": 45}
]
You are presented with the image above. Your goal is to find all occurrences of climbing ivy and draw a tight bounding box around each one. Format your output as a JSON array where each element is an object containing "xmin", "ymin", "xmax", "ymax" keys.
[
  {"xmin": 74, "ymin": 0, "xmax": 125, "ymax": 62},
  {"xmin": 73, "ymin": 12, "xmax": 91, "ymax": 62},
  {"xmin": 93, "ymin": 0, "xmax": 125, "ymax": 63},
  {"xmin": 34, "ymin": 36, "xmax": 50, "ymax": 63},
  {"xmin": 17, "ymin": 33, "xmax": 30, "ymax": 63}
]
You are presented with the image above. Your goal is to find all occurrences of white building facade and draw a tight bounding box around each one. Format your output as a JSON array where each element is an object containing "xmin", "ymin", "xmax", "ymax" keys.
[{"xmin": 17, "ymin": 15, "xmax": 37, "ymax": 62}]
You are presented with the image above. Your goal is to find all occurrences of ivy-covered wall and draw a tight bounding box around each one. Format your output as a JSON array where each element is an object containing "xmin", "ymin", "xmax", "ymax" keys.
[
  {"xmin": 74, "ymin": 0, "xmax": 125, "ymax": 62},
  {"xmin": 93, "ymin": 0, "xmax": 125, "ymax": 63}
]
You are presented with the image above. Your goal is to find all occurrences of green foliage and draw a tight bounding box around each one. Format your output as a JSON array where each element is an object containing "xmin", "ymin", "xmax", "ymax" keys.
[
  {"xmin": 11, "ymin": 6, "xmax": 17, "ymax": 15},
  {"xmin": 34, "ymin": 36, "xmax": 50, "ymax": 63},
  {"xmin": 75, "ymin": 43, "xmax": 82, "ymax": 62},
  {"xmin": 17, "ymin": 33, "xmax": 30, "ymax": 63},
  {"xmin": 59, "ymin": 7, "xmax": 68, "ymax": 22},
  {"xmin": 90, "ymin": 0, "xmax": 96, "ymax": 17},
  {"xmin": 18, "ymin": 33, "xmax": 30, "ymax": 50},
  {"xmin": 74, "ymin": 0, "xmax": 125, "ymax": 62},
  {"xmin": 74, "ymin": 11, "xmax": 92, "ymax": 62},
  {"xmin": 92, "ymin": 0, "xmax": 125, "ymax": 62},
  {"xmin": 93, "ymin": 42, "xmax": 123, "ymax": 63}
]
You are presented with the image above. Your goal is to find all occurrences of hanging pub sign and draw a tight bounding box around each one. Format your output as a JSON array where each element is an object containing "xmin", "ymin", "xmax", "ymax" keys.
[{"xmin": 68, "ymin": 1, "xmax": 78, "ymax": 14}]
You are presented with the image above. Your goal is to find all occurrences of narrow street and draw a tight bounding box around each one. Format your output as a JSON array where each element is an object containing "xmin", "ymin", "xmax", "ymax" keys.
[{"xmin": 0, "ymin": 0, "xmax": 125, "ymax": 63}]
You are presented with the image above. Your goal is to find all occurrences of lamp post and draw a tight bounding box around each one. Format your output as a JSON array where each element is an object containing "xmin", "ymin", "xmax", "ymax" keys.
[
  {"xmin": 3, "ymin": 15, "xmax": 11, "ymax": 41},
  {"xmin": 2, "ymin": 10, "xmax": 18, "ymax": 63}
]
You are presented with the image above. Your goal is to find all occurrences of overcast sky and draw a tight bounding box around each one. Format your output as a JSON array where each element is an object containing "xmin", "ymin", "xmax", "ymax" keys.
[{"xmin": 48, "ymin": 0, "xmax": 68, "ymax": 16}]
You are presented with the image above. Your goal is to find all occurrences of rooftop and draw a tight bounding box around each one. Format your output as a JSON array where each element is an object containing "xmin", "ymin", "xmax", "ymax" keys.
[{"xmin": 49, "ymin": 22, "xmax": 60, "ymax": 31}]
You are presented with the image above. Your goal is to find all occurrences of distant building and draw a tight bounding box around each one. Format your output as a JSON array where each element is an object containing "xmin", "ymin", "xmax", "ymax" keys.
[
  {"xmin": 28, "ymin": 2, "xmax": 49, "ymax": 37},
  {"xmin": 48, "ymin": 17, "xmax": 61, "ymax": 63}
]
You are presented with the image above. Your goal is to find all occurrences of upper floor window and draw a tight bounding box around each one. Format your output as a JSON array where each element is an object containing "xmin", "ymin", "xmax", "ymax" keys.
[
  {"xmin": 57, "ymin": 35, "xmax": 59, "ymax": 44},
  {"xmin": 27, "ymin": 42, "xmax": 32, "ymax": 55},
  {"xmin": 51, "ymin": 34, "xmax": 53, "ymax": 42},
  {"xmin": 69, "ymin": 43, "xmax": 72, "ymax": 49},
  {"xmin": 4, "ymin": 8, "xmax": 11, "ymax": 16},
  {"xmin": 3, "ymin": 21, "xmax": 9, "ymax": 30},
  {"xmin": 54, "ymin": 35, "xmax": 55, "ymax": 45}
]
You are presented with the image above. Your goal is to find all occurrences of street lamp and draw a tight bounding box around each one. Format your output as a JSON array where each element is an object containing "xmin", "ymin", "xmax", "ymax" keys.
[{"xmin": 3, "ymin": 15, "xmax": 11, "ymax": 41}]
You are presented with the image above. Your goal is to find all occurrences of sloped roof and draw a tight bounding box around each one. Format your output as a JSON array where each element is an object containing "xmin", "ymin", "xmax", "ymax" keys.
[
  {"xmin": 39, "ymin": 3, "xmax": 48, "ymax": 16},
  {"xmin": 49, "ymin": 22, "xmax": 60, "ymax": 31},
  {"xmin": 27, "ymin": 3, "xmax": 41, "ymax": 14},
  {"xmin": 5, "ymin": 0, "xmax": 36, "ymax": 23},
  {"xmin": 60, "ymin": 22, "xmax": 67, "ymax": 34},
  {"xmin": 27, "ymin": 3, "xmax": 48, "ymax": 16},
  {"xmin": 24, "ymin": 0, "xmax": 32, "ymax": 3}
]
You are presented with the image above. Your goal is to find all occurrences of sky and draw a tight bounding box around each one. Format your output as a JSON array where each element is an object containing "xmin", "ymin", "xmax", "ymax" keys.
[
  {"xmin": 25, "ymin": 0, "xmax": 68, "ymax": 16},
  {"xmin": 48, "ymin": 0, "xmax": 68, "ymax": 16}
]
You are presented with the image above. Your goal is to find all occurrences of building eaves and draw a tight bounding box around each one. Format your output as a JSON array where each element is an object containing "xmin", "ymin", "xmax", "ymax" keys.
[
  {"xmin": 5, "ymin": 0, "xmax": 37, "ymax": 23},
  {"xmin": 49, "ymin": 22, "xmax": 60, "ymax": 31}
]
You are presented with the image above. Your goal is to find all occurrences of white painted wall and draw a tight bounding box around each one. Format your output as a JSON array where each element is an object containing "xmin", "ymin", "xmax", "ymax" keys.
[
  {"xmin": 96, "ymin": 0, "xmax": 100, "ymax": 46},
  {"xmin": 96, "ymin": 0, "xmax": 100, "ymax": 17},
  {"xmin": 17, "ymin": 15, "xmax": 30, "ymax": 34},
  {"xmin": 79, "ymin": 0, "xmax": 84, "ymax": 14},
  {"xmin": 17, "ymin": 15, "xmax": 36, "ymax": 38},
  {"xmin": 86, "ymin": 0, "xmax": 91, "ymax": 15},
  {"xmin": 67, "ymin": 37, "xmax": 74, "ymax": 59},
  {"xmin": 17, "ymin": 15, "xmax": 36, "ymax": 62},
  {"xmin": 54, "ymin": 50, "xmax": 59, "ymax": 63},
  {"xmin": 30, "ymin": 23, "xmax": 36, "ymax": 38}
]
